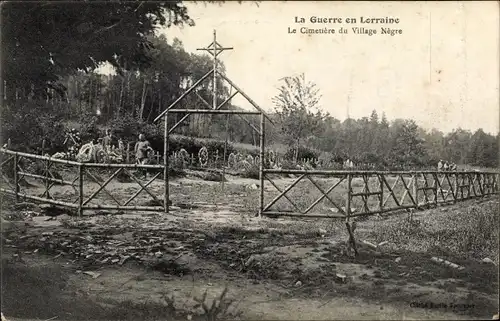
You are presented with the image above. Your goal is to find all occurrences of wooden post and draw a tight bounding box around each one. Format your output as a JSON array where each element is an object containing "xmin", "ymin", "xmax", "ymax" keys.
[
  {"xmin": 345, "ymin": 173, "xmax": 358, "ymax": 256},
  {"xmin": 467, "ymin": 174, "xmax": 471, "ymax": 198},
  {"xmin": 13, "ymin": 154, "xmax": 19, "ymax": 201},
  {"xmin": 164, "ymin": 113, "xmax": 169, "ymax": 213},
  {"xmin": 453, "ymin": 172, "xmax": 458, "ymax": 201},
  {"xmin": 212, "ymin": 30, "xmax": 217, "ymax": 110},
  {"xmin": 41, "ymin": 139, "xmax": 46, "ymax": 156},
  {"xmin": 346, "ymin": 174, "xmax": 352, "ymax": 218},
  {"xmin": 222, "ymin": 114, "xmax": 229, "ymax": 190},
  {"xmin": 413, "ymin": 173, "xmax": 419, "ymax": 209},
  {"xmin": 379, "ymin": 174, "xmax": 383, "ymax": 212},
  {"xmin": 7, "ymin": 138, "xmax": 11, "ymax": 149},
  {"xmin": 45, "ymin": 159, "xmax": 50, "ymax": 198},
  {"xmin": 78, "ymin": 164, "xmax": 84, "ymax": 216},
  {"xmin": 126, "ymin": 142, "xmax": 130, "ymax": 163},
  {"xmin": 433, "ymin": 173, "xmax": 438, "ymax": 206},
  {"xmin": 259, "ymin": 113, "xmax": 265, "ymax": 217}
]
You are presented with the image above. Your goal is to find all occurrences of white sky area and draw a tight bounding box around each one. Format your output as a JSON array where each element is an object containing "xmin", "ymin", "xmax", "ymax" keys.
[{"xmin": 97, "ymin": 1, "xmax": 499, "ymax": 135}]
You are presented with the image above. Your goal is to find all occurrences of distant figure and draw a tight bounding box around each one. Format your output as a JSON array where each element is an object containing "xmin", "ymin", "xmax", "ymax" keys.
[
  {"xmin": 443, "ymin": 161, "xmax": 449, "ymax": 171},
  {"xmin": 102, "ymin": 129, "xmax": 115, "ymax": 152},
  {"xmin": 118, "ymin": 139, "xmax": 124, "ymax": 153},
  {"xmin": 135, "ymin": 134, "xmax": 152, "ymax": 178},
  {"xmin": 135, "ymin": 134, "xmax": 152, "ymax": 164},
  {"xmin": 438, "ymin": 160, "xmax": 443, "ymax": 171}
]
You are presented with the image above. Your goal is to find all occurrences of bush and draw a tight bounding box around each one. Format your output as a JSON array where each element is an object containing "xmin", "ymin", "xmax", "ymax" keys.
[
  {"xmin": 1, "ymin": 100, "xmax": 67, "ymax": 154},
  {"xmin": 284, "ymin": 145, "xmax": 318, "ymax": 161},
  {"xmin": 280, "ymin": 159, "xmax": 297, "ymax": 170},
  {"xmin": 240, "ymin": 164, "xmax": 260, "ymax": 179},
  {"xmin": 77, "ymin": 111, "xmax": 100, "ymax": 142}
]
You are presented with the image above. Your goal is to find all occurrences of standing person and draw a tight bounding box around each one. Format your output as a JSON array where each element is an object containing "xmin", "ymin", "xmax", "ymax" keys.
[
  {"xmin": 135, "ymin": 134, "xmax": 152, "ymax": 179},
  {"xmin": 102, "ymin": 129, "xmax": 115, "ymax": 153}
]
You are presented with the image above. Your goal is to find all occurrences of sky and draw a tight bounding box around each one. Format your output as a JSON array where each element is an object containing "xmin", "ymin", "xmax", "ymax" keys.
[{"xmin": 99, "ymin": 1, "xmax": 499, "ymax": 135}]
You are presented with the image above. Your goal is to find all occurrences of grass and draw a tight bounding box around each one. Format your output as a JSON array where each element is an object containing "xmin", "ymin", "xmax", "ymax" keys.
[
  {"xmin": 364, "ymin": 200, "xmax": 499, "ymax": 261},
  {"xmin": 2, "ymin": 179, "xmax": 498, "ymax": 320}
]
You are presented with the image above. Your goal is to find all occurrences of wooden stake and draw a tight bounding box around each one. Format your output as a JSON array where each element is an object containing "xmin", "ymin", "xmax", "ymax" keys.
[
  {"xmin": 13, "ymin": 154, "xmax": 19, "ymax": 201},
  {"xmin": 78, "ymin": 164, "xmax": 84, "ymax": 216},
  {"xmin": 259, "ymin": 113, "xmax": 265, "ymax": 217},
  {"xmin": 164, "ymin": 113, "xmax": 169, "ymax": 213}
]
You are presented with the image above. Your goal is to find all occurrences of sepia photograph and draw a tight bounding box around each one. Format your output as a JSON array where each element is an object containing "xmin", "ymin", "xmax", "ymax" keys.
[{"xmin": 1, "ymin": 1, "xmax": 498, "ymax": 320}]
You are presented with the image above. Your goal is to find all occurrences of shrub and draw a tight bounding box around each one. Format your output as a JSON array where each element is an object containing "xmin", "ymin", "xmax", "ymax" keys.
[
  {"xmin": 240, "ymin": 164, "xmax": 260, "ymax": 179},
  {"xmin": 280, "ymin": 159, "xmax": 297, "ymax": 170},
  {"xmin": 1, "ymin": 100, "xmax": 67, "ymax": 154},
  {"xmin": 77, "ymin": 111, "xmax": 100, "ymax": 142},
  {"xmin": 284, "ymin": 145, "xmax": 318, "ymax": 161}
]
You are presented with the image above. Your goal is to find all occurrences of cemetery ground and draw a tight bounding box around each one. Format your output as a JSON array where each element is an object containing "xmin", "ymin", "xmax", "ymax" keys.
[{"xmin": 1, "ymin": 171, "xmax": 499, "ymax": 321}]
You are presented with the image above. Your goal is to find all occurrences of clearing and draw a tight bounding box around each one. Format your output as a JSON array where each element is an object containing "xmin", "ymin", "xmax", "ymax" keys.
[{"xmin": 1, "ymin": 173, "xmax": 499, "ymax": 320}]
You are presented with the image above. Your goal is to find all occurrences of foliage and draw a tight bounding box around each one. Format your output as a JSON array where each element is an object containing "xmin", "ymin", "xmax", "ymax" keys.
[
  {"xmin": 0, "ymin": 0, "xmax": 496, "ymax": 170},
  {"xmin": 272, "ymin": 73, "xmax": 328, "ymax": 162},
  {"xmin": 373, "ymin": 202, "xmax": 499, "ymax": 262},
  {"xmin": 388, "ymin": 119, "xmax": 428, "ymax": 168},
  {"xmin": 437, "ymin": 203, "xmax": 499, "ymax": 259},
  {"xmin": 77, "ymin": 112, "xmax": 101, "ymax": 143},
  {"xmin": 284, "ymin": 146, "xmax": 318, "ymax": 161},
  {"xmin": 240, "ymin": 164, "xmax": 260, "ymax": 179},
  {"xmin": 1, "ymin": 1, "xmax": 194, "ymax": 98},
  {"xmin": 168, "ymin": 135, "xmax": 236, "ymax": 160},
  {"xmin": 1, "ymin": 101, "xmax": 67, "ymax": 154}
]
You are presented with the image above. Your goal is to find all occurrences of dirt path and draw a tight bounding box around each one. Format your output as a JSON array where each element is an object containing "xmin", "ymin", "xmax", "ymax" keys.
[
  {"xmin": 2, "ymin": 248, "xmax": 477, "ymax": 321},
  {"xmin": 2, "ymin": 197, "xmax": 498, "ymax": 320}
]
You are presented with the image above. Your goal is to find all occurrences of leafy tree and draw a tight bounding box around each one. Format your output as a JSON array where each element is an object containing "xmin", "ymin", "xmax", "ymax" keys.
[
  {"xmin": 272, "ymin": 73, "xmax": 328, "ymax": 162},
  {"xmin": 443, "ymin": 128, "xmax": 472, "ymax": 164},
  {"xmin": 388, "ymin": 119, "xmax": 428, "ymax": 168},
  {"xmin": 1, "ymin": 1, "xmax": 194, "ymax": 98},
  {"xmin": 468, "ymin": 129, "xmax": 498, "ymax": 168}
]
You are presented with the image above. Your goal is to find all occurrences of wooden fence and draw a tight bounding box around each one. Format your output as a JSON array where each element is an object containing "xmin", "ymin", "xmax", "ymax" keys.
[
  {"xmin": 0, "ymin": 148, "xmax": 168, "ymax": 215},
  {"xmin": 261, "ymin": 169, "xmax": 499, "ymax": 218},
  {"xmin": 2, "ymin": 148, "xmax": 498, "ymax": 219}
]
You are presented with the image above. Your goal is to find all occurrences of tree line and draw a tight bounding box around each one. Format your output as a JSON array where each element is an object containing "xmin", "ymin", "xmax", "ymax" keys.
[{"xmin": 269, "ymin": 73, "xmax": 498, "ymax": 169}]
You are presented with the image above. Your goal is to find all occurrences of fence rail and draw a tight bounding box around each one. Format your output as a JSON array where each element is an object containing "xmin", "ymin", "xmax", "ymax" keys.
[
  {"xmin": 1, "ymin": 148, "xmax": 498, "ymax": 220},
  {"xmin": 261, "ymin": 169, "xmax": 499, "ymax": 219}
]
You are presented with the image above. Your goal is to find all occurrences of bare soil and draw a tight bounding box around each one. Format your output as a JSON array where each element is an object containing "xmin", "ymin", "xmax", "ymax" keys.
[{"xmin": 1, "ymin": 174, "xmax": 499, "ymax": 320}]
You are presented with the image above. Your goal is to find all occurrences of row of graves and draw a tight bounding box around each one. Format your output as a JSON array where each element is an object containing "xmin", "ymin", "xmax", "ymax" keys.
[{"xmin": 48, "ymin": 129, "xmax": 377, "ymax": 172}]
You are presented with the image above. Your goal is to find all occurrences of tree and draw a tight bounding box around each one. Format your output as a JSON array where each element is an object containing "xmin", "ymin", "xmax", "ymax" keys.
[
  {"xmin": 272, "ymin": 73, "xmax": 327, "ymax": 161},
  {"xmin": 468, "ymin": 129, "xmax": 497, "ymax": 168},
  {"xmin": 423, "ymin": 128, "xmax": 445, "ymax": 164},
  {"xmin": 388, "ymin": 119, "xmax": 428, "ymax": 168},
  {"xmin": 443, "ymin": 128, "xmax": 472, "ymax": 164},
  {"xmin": 1, "ymin": 1, "xmax": 195, "ymax": 99}
]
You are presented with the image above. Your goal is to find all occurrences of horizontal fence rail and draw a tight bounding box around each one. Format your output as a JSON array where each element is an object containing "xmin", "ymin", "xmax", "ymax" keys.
[
  {"xmin": 261, "ymin": 169, "xmax": 499, "ymax": 219},
  {"xmin": 2, "ymin": 148, "xmax": 499, "ymax": 219}
]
